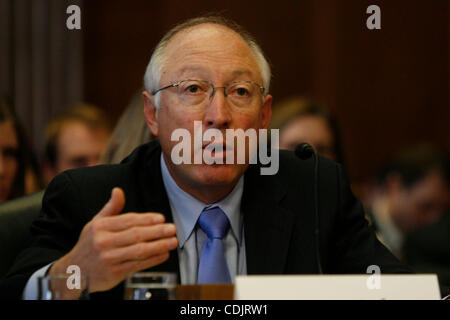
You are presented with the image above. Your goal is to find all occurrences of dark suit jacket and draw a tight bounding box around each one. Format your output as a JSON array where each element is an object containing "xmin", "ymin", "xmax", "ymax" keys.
[
  {"xmin": 1, "ymin": 141, "xmax": 412, "ymax": 299},
  {"xmin": 403, "ymin": 213, "xmax": 450, "ymax": 287},
  {"xmin": 0, "ymin": 190, "xmax": 44, "ymax": 279}
]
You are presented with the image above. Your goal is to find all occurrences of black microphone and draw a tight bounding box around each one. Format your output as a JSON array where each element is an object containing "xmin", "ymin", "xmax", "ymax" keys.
[
  {"xmin": 295, "ymin": 143, "xmax": 323, "ymax": 274},
  {"xmin": 295, "ymin": 143, "xmax": 314, "ymax": 160}
]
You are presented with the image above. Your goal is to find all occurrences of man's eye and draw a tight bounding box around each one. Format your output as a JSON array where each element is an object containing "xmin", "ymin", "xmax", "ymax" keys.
[
  {"xmin": 185, "ymin": 85, "xmax": 202, "ymax": 93},
  {"xmin": 228, "ymin": 86, "xmax": 251, "ymax": 98},
  {"xmin": 235, "ymin": 87, "xmax": 249, "ymax": 96}
]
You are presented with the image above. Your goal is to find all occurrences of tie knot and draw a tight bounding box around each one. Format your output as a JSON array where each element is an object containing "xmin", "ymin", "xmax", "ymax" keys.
[{"xmin": 198, "ymin": 207, "xmax": 230, "ymax": 239}]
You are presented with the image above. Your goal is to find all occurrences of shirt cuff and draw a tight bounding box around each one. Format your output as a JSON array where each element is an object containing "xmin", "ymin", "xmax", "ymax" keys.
[{"xmin": 22, "ymin": 263, "xmax": 53, "ymax": 300}]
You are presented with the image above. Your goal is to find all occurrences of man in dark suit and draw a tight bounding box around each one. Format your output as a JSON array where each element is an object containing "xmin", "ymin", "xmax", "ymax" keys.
[
  {"xmin": 404, "ymin": 212, "xmax": 450, "ymax": 287},
  {"xmin": 2, "ymin": 16, "xmax": 413, "ymax": 300}
]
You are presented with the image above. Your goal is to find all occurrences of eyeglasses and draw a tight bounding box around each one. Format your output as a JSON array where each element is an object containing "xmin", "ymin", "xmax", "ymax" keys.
[{"xmin": 151, "ymin": 79, "xmax": 266, "ymax": 108}]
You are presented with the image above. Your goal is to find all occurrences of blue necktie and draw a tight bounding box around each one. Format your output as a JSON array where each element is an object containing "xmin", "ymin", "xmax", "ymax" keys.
[{"xmin": 197, "ymin": 206, "xmax": 231, "ymax": 284}]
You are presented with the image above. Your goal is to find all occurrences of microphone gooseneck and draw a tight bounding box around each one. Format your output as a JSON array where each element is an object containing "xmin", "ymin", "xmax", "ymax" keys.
[{"xmin": 295, "ymin": 143, "xmax": 323, "ymax": 274}]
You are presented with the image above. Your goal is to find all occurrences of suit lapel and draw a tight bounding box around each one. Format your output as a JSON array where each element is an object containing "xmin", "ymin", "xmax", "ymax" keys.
[{"xmin": 242, "ymin": 163, "xmax": 295, "ymax": 275}]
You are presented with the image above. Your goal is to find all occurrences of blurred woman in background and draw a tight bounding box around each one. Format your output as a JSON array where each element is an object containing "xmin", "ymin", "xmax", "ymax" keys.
[
  {"xmin": 100, "ymin": 89, "xmax": 154, "ymax": 164},
  {"xmin": 0, "ymin": 99, "xmax": 42, "ymax": 203},
  {"xmin": 270, "ymin": 96, "xmax": 343, "ymax": 163}
]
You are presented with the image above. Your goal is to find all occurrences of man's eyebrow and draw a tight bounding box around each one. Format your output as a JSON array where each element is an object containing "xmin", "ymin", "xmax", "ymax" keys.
[
  {"xmin": 230, "ymin": 70, "xmax": 254, "ymax": 78},
  {"xmin": 176, "ymin": 67, "xmax": 255, "ymax": 78},
  {"xmin": 177, "ymin": 66, "xmax": 205, "ymax": 76},
  {"xmin": 173, "ymin": 67, "xmax": 259, "ymax": 84}
]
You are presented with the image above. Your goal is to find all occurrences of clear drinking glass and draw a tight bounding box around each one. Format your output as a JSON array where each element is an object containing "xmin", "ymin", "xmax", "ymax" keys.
[
  {"xmin": 38, "ymin": 274, "xmax": 89, "ymax": 300},
  {"xmin": 124, "ymin": 272, "xmax": 177, "ymax": 300}
]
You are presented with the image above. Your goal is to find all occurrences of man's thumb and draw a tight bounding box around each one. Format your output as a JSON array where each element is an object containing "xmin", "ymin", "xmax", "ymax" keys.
[{"xmin": 96, "ymin": 187, "xmax": 125, "ymax": 218}]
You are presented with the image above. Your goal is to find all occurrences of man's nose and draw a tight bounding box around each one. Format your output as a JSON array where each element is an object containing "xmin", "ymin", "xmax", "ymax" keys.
[{"xmin": 203, "ymin": 88, "xmax": 232, "ymax": 129}]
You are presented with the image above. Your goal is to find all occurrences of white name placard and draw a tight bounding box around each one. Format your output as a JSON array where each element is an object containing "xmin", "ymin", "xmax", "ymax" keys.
[{"xmin": 234, "ymin": 274, "xmax": 441, "ymax": 300}]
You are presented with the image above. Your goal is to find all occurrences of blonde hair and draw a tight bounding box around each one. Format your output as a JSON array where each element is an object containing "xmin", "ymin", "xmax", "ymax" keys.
[
  {"xmin": 100, "ymin": 89, "xmax": 154, "ymax": 164},
  {"xmin": 270, "ymin": 96, "xmax": 317, "ymax": 130},
  {"xmin": 270, "ymin": 95, "xmax": 344, "ymax": 163}
]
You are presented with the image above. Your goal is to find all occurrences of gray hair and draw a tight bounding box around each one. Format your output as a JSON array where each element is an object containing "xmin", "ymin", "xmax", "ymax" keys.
[{"xmin": 143, "ymin": 15, "xmax": 272, "ymax": 109}]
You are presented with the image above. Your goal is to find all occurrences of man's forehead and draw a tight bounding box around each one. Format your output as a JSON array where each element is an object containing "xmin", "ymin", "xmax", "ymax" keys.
[
  {"xmin": 175, "ymin": 66, "xmax": 255, "ymax": 78},
  {"xmin": 162, "ymin": 23, "xmax": 261, "ymax": 79},
  {"xmin": 169, "ymin": 23, "xmax": 242, "ymax": 44},
  {"xmin": 166, "ymin": 24, "xmax": 251, "ymax": 54}
]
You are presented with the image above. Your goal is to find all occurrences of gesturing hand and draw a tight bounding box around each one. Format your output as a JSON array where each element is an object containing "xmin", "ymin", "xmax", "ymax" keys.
[{"xmin": 49, "ymin": 187, "xmax": 178, "ymax": 295}]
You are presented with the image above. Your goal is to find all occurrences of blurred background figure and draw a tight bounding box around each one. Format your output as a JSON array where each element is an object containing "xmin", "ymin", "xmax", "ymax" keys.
[
  {"xmin": 100, "ymin": 89, "xmax": 154, "ymax": 164},
  {"xmin": 42, "ymin": 103, "xmax": 112, "ymax": 185},
  {"xmin": 270, "ymin": 96, "xmax": 343, "ymax": 163},
  {"xmin": 0, "ymin": 99, "xmax": 42, "ymax": 203},
  {"xmin": 403, "ymin": 210, "xmax": 450, "ymax": 287},
  {"xmin": 365, "ymin": 143, "xmax": 449, "ymax": 258}
]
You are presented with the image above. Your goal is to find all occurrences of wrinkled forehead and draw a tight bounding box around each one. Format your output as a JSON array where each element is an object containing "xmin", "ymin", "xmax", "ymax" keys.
[{"xmin": 161, "ymin": 24, "xmax": 262, "ymax": 82}]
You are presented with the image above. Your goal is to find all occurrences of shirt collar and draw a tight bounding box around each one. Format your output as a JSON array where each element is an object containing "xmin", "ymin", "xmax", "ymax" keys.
[
  {"xmin": 371, "ymin": 197, "xmax": 404, "ymax": 255},
  {"xmin": 160, "ymin": 154, "xmax": 244, "ymax": 248}
]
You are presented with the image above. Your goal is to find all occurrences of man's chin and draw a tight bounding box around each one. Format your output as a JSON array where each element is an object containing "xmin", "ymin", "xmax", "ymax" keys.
[{"xmin": 194, "ymin": 163, "xmax": 245, "ymax": 186}]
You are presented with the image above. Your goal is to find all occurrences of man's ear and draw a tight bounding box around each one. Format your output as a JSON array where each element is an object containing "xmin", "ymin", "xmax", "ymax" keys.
[
  {"xmin": 261, "ymin": 94, "xmax": 273, "ymax": 129},
  {"xmin": 143, "ymin": 91, "xmax": 159, "ymax": 137}
]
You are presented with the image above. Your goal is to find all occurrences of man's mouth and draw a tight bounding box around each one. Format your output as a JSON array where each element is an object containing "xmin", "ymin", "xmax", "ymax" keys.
[
  {"xmin": 202, "ymin": 141, "xmax": 230, "ymax": 150},
  {"xmin": 202, "ymin": 141, "xmax": 232, "ymax": 159}
]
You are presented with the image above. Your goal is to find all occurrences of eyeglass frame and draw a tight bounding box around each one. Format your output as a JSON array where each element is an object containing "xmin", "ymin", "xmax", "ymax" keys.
[{"xmin": 151, "ymin": 79, "xmax": 266, "ymax": 100}]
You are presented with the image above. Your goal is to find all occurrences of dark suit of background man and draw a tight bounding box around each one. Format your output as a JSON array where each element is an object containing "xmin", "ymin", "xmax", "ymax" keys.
[{"xmin": 1, "ymin": 16, "xmax": 414, "ymax": 300}]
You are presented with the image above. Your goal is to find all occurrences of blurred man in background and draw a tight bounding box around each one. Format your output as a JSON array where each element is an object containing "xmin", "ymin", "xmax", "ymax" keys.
[
  {"xmin": 42, "ymin": 103, "xmax": 112, "ymax": 185},
  {"xmin": 403, "ymin": 209, "xmax": 450, "ymax": 287},
  {"xmin": 365, "ymin": 143, "xmax": 449, "ymax": 258}
]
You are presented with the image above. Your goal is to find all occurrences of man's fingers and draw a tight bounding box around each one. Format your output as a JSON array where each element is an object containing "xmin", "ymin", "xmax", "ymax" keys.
[
  {"xmin": 108, "ymin": 223, "xmax": 177, "ymax": 248},
  {"xmin": 102, "ymin": 237, "xmax": 178, "ymax": 265},
  {"xmin": 95, "ymin": 187, "xmax": 126, "ymax": 219},
  {"xmin": 100, "ymin": 212, "xmax": 166, "ymax": 232},
  {"xmin": 112, "ymin": 252, "xmax": 171, "ymax": 277}
]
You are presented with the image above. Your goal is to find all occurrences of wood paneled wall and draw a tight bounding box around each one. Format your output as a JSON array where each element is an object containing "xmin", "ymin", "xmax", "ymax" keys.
[
  {"xmin": 82, "ymin": 0, "xmax": 449, "ymax": 183},
  {"xmin": 0, "ymin": 0, "xmax": 84, "ymax": 157}
]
